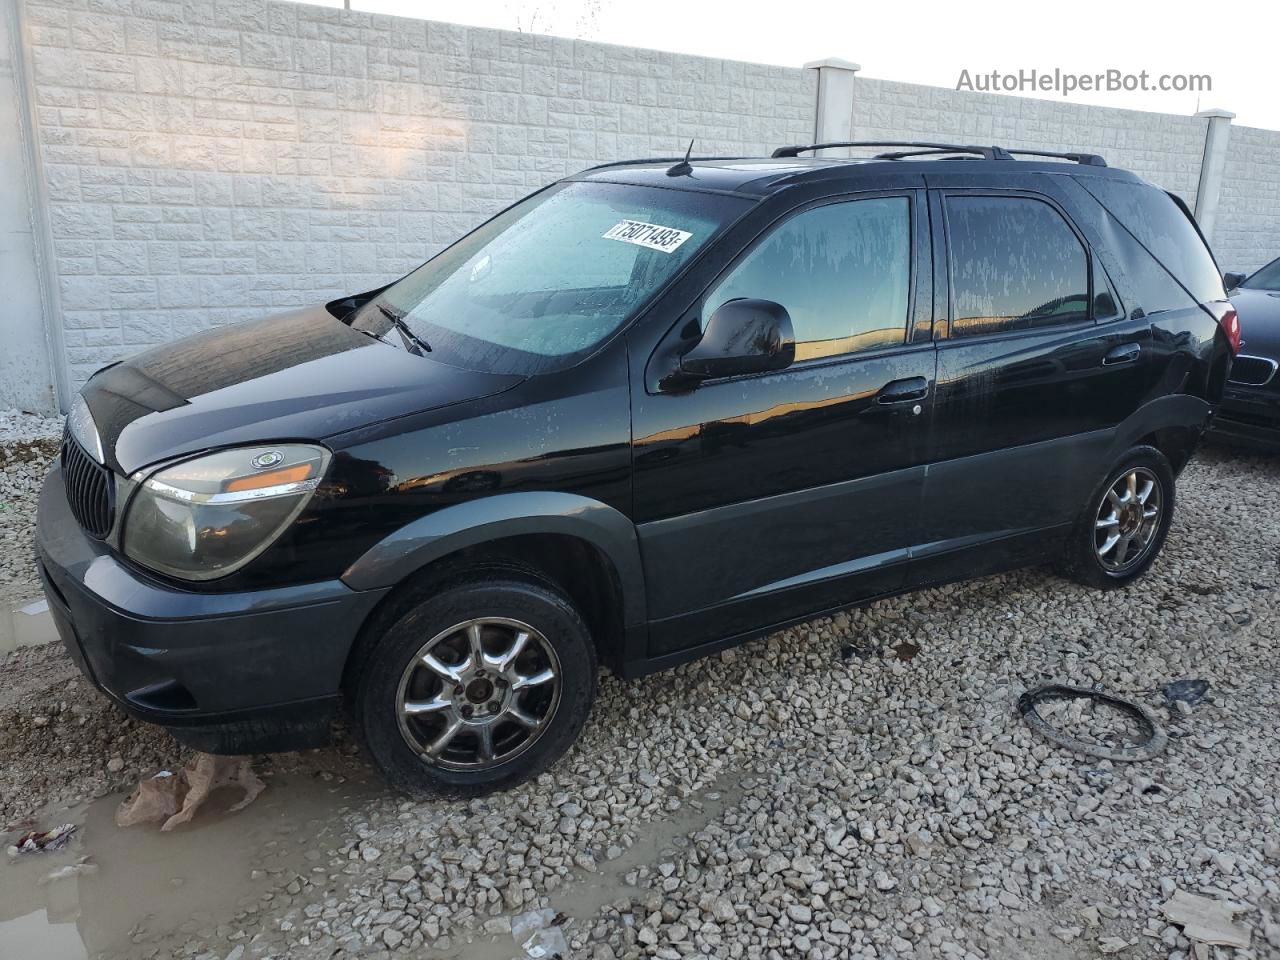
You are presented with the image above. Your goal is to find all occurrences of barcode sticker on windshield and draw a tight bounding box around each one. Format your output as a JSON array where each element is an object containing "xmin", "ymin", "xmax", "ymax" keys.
[{"xmin": 603, "ymin": 220, "xmax": 692, "ymax": 254}]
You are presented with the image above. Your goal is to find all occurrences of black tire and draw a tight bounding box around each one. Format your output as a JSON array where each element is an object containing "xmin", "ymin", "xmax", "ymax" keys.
[
  {"xmin": 1060, "ymin": 444, "xmax": 1175, "ymax": 590},
  {"xmin": 351, "ymin": 576, "xmax": 598, "ymax": 797}
]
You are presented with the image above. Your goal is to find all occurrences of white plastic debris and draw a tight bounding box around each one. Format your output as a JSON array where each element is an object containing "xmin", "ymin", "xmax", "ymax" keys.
[
  {"xmin": 522, "ymin": 926, "xmax": 569, "ymax": 959},
  {"xmin": 40, "ymin": 859, "xmax": 99, "ymax": 885},
  {"xmin": 511, "ymin": 907, "xmax": 556, "ymax": 942},
  {"xmin": 511, "ymin": 907, "xmax": 566, "ymax": 959},
  {"xmin": 1160, "ymin": 889, "xmax": 1251, "ymax": 948}
]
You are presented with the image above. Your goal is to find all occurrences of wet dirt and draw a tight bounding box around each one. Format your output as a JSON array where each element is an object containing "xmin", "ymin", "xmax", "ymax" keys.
[
  {"xmin": 438, "ymin": 774, "xmax": 745, "ymax": 960},
  {"xmin": 1, "ymin": 769, "xmax": 385, "ymax": 959},
  {"xmin": 3, "ymin": 769, "xmax": 743, "ymax": 960}
]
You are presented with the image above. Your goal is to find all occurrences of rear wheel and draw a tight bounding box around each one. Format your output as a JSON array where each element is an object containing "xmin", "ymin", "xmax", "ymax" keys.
[
  {"xmin": 353, "ymin": 577, "xmax": 597, "ymax": 797},
  {"xmin": 1061, "ymin": 445, "xmax": 1175, "ymax": 589}
]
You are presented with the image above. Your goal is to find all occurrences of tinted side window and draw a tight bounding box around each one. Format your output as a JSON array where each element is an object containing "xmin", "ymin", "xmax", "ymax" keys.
[
  {"xmin": 1079, "ymin": 178, "xmax": 1226, "ymax": 304},
  {"xmin": 946, "ymin": 196, "xmax": 1090, "ymax": 338},
  {"xmin": 702, "ymin": 197, "xmax": 911, "ymax": 362},
  {"xmin": 1095, "ymin": 208, "xmax": 1199, "ymax": 315}
]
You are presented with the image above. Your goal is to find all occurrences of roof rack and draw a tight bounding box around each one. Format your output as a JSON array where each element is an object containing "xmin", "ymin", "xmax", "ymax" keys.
[
  {"xmin": 873, "ymin": 148, "xmax": 998, "ymax": 160},
  {"xmin": 771, "ymin": 141, "xmax": 1107, "ymax": 166},
  {"xmin": 580, "ymin": 155, "xmax": 749, "ymax": 172},
  {"xmin": 771, "ymin": 141, "xmax": 1013, "ymax": 160},
  {"xmin": 1002, "ymin": 148, "xmax": 1107, "ymax": 167}
]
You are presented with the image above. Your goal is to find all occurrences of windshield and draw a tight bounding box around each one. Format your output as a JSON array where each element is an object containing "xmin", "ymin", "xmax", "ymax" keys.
[
  {"xmin": 1242, "ymin": 258, "xmax": 1280, "ymax": 290},
  {"xmin": 350, "ymin": 181, "xmax": 750, "ymax": 375}
]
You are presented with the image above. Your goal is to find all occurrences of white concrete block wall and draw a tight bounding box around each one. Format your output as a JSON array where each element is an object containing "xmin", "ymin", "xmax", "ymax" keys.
[
  {"xmin": 13, "ymin": 0, "xmax": 1280, "ymax": 398},
  {"xmin": 1212, "ymin": 125, "xmax": 1280, "ymax": 273},
  {"xmin": 851, "ymin": 77, "xmax": 1207, "ymax": 205},
  {"xmin": 20, "ymin": 0, "xmax": 816, "ymax": 386}
]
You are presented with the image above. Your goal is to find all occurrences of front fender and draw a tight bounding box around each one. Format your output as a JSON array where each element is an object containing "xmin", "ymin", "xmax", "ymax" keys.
[{"xmin": 340, "ymin": 492, "xmax": 646, "ymax": 628}]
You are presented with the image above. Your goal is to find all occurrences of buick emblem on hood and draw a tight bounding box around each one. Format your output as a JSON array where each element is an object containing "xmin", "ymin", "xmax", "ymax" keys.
[{"xmin": 251, "ymin": 450, "xmax": 285, "ymax": 470}]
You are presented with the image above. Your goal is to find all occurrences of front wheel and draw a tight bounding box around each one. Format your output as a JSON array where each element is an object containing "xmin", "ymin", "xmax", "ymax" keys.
[
  {"xmin": 352, "ymin": 577, "xmax": 598, "ymax": 797},
  {"xmin": 1061, "ymin": 445, "xmax": 1175, "ymax": 589}
]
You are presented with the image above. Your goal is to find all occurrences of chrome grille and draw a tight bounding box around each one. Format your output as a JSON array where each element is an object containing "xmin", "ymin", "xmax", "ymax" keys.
[
  {"xmin": 1228, "ymin": 354, "xmax": 1278, "ymax": 387},
  {"xmin": 62, "ymin": 433, "xmax": 114, "ymax": 539}
]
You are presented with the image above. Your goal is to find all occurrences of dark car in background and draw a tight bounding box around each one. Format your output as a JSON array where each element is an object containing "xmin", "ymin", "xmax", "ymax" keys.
[
  {"xmin": 35, "ymin": 142, "xmax": 1237, "ymax": 796},
  {"xmin": 1213, "ymin": 257, "xmax": 1280, "ymax": 450}
]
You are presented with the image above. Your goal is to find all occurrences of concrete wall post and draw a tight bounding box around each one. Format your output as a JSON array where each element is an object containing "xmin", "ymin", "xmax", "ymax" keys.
[
  {"xmin": 1194, "ymin": 107, "xmax": 1235, "ymax": 246},
  {"xmin": 0, "ymin": 0, "xmax": 66, "ymax": 414},
  {"xmin": 804, "ymin": 57, "xmax": 860, "ymax": 156}
]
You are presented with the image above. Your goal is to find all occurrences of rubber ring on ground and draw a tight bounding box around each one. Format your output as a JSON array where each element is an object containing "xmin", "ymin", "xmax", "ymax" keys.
[{"xmin": 1016, "ymin": 684, "xmax": 1168, "ymax": 762}]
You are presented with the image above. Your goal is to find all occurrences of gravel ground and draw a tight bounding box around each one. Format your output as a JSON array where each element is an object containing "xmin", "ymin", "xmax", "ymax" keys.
[
  {"xmin": 1, "ymin": 438, "xmax": 1277, "ymax": 960},
  {"xmin": 0, "ymin": 409, "xmax": 61, "ymax": 605},
  {"xmin": 0, "ymin": 409, "xmax": 63, "ymax": 447}
]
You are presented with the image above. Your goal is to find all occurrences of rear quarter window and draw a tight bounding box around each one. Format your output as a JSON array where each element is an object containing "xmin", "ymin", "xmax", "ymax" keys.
[{"xmin": 1077, "ymin": 178, "xmax": 1226, "ymax": 305}]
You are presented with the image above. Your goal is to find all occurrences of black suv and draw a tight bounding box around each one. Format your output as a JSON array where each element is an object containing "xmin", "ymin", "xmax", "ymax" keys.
[{"xmin": 36, "ymin": 142, "xmax": 1237, "ymax": 795}]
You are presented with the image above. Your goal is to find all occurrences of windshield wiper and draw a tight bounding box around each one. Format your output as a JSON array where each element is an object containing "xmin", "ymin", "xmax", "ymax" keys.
[{"xmin": 375, "ymin": 301, "xmax": 432, "ymax": 355}]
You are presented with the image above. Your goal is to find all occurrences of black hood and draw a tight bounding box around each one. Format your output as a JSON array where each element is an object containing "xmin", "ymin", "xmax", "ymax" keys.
[
  {"xmin": 80, "ymin": 305, "xmax": 524, "ymax": 475},
  {"xmin": 1232, "ymin": 288, "xmax": 1280, "ymax": 359}
]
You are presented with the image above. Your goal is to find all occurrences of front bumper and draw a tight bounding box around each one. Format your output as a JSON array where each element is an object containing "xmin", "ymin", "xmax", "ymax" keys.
[
  {"xmin": 1208, "ymin": 383, "xmax": 1280, "ymax": 451},
  {"xmin": 35, "ymin": 464, "xmax": 390, "ymax": 753}
]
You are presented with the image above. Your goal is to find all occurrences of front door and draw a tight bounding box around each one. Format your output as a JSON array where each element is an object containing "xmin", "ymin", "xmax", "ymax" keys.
[{"xmin": 630, "ymin": 191, "xmax": 937, "ymax": 657}]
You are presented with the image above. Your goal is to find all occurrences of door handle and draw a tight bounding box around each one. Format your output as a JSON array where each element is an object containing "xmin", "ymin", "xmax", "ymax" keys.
[
  {"xmin": 877, "ymin": 376, "xmax": 929, "ymax": 404},
  {"xmin": 1103, "ymin": 342, "xmax": 1142, "ymax": 366}
]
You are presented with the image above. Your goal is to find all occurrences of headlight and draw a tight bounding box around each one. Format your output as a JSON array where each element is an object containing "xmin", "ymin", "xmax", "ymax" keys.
[
  {"xmin": 122, "ymin": 444, "xmax": 331, "ymax": 581},
  {"xmin": 67, "ymin": 394, "xmax": 104, "ymax": 462}
]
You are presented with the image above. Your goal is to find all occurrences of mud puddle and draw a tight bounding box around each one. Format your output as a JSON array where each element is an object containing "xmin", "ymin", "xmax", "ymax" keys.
[
  {"xmin": 443, "ymin": 773, "xmax": 745, "ymax": 960},
  {"xmin": 1, "ymin": 769, "xmax": 384, "ymax": 959}
]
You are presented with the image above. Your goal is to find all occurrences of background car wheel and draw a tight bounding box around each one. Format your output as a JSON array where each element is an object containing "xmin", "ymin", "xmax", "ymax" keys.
[
  {"xmin": 352, "ymin": 576, "xmax": 598, "ymax": 797},
  {"xmin": 1060, "ymin": 444, "xmax": 1175, "ymax": 590}
]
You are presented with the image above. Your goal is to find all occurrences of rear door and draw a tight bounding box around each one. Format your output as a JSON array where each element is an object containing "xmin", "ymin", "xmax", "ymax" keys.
[
  {"xmin": 912, "ymin": 186, "xmax": 1152, "ymax": 586},
  {"xmin": 631, "ymin": 190, "xmax": 936, "ymax": 657}
]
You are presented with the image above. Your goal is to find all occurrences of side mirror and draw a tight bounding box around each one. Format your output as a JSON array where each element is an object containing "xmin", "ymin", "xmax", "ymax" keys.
[
  {"xmin": 1224, "ymin": 272, "xmax": 1247, "ymax": 290},
  {"xmin": 678, "ymin": 298, "xmax": 795, "ymax": 382}
]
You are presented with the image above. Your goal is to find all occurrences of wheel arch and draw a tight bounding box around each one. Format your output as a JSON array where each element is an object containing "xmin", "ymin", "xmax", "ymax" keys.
[
  {"xmin": 1107, "ymin": 393, "xmax": 1211, "ymax": 475},
  {"xmin": 340, "ymin": 493, "xmax": 646, "ymax": 673},
  {"xmin": 1136, "ymin": 425, "xmax": 1199, "ymax": 475}
]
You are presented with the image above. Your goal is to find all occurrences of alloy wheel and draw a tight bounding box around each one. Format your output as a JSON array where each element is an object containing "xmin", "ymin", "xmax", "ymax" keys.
[
  {"xmin": 1094, "ymin": 467, "xmax": 1163, "ymax": 574},
  {"xmin": 395, "ymin": 617, "xmax": 562, "ymax": 771}
]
